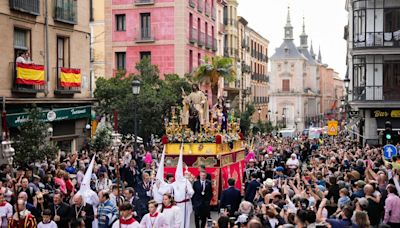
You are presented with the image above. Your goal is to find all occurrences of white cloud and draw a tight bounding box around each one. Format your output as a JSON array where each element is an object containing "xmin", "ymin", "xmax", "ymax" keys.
[{"xmin": 238, "ymin": 0, "xmax": 348, "ymax": 78}]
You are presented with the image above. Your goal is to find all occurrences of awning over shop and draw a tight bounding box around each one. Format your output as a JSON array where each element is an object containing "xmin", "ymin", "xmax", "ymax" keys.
[{"xmin": 7, "ymin": 105, "xmax": 91, "ymax": 128}]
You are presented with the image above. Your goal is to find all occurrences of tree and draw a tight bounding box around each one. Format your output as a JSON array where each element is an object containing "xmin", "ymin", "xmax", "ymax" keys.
[
  {"xmin": 94, "ymin": 58, "xmax": 191, "ymax": 142},
  {"xmin": 12, "ymin": 108, "xmax": 58, "ymax": 166},
  {"xmin": 90, "ymin": 126, "xmax": 112, "ymax": 152},
  {"xmin": 235, "ymin": 104, "xmax": 255, "ymax": 136},
  {"xmin": 193, "ymin": 56, "xmax": 236, "ymax": 102}
]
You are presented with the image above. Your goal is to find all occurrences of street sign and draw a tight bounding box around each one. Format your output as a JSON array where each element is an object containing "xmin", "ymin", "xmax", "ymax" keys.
[
  {"xmin": 327, "ymin": 120, "xmax": 338, "ymax": 136},
  {"xmin": 383, "ymin": 144, "xmax": 397, "ymax": 159}
]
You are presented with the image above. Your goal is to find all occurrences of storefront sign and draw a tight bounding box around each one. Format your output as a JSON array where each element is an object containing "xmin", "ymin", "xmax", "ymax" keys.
[
  {"xmin": 372, "ymin": 109, "xmax": 400, "ymax": 118},
  {"xmin": 7, "ymin": 106, "xmax": 91, "ymax": 127}
]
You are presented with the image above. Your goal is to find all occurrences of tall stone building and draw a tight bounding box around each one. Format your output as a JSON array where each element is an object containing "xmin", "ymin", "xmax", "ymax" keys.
[
  {"xmin": 0, "ymin": 0, "xmax": 94, "ymax": 153},
  {"xmin": 269, "ymin": 8, "xmax": 320, "ymax": 130},
  {"xmin": 345, "ymin": 0, "xmax": 400, "ymax": 145}
]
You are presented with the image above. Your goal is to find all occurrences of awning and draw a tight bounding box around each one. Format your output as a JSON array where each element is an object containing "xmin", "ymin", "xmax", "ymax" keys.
[{"xmin": 7, "ymin": 105, "xmax": 91, "ymax": 128}]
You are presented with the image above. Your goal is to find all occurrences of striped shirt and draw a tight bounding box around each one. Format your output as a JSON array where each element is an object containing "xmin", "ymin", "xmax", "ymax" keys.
[{"xmin": 97, "ymin": 199, "xmax": 118, "ymax": 228}]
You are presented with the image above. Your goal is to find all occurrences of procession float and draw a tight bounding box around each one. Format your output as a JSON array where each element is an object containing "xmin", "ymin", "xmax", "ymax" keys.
[{"xmin": 161, "ymin": 84, "xmax": 247, "ymax": 205}]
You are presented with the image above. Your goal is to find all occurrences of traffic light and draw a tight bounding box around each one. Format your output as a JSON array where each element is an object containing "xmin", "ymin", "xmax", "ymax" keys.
[{"xmin": 383, "ymin": 121, "xmax": 400, "ymax": 145}]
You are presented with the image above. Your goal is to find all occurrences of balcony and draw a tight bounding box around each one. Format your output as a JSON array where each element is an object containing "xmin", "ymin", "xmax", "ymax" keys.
[
  {"xmin": 206, "ymin": 35, "xmax": 213, "ymax": 49},
  {"xmin": 9, "ymin": 0, "xmax": 40, "ymax": 15},
  {"xmin": 354, "ymin": 32, "xmax": 400, "ymax": 49},
  {"xmin": 198, "ymin": 32, "xmax": 205, "ymax": 46},
  {"xmin": 189, "ymin": 28, "xmax": 198, "ymax": 43},
  {"xmin": 212, "ymin": 38, "xmax": 217, "ymax": 52},
  {"xmin": 211, "ymin": 6, "xmax": 216, "ymax": 20},
  {"xmin": 135, "ymin": 0, "xmax": 155, "ymax": 5},
  {"xmin": 54, "ymin": 67, "xmax": 81, "ymax": 95},
  {"xmin": 10, "ymin": 62, "xmax": 45, "ymax": 94},
  {"xmin": 189, "ymin": 0, "xmax": 196, "ymax": 8},
  {"xmin": 198, "ymin": 0, "xmax": 203, "ymax": 12},
  {"xmin": 218, "ymin": 23, "xmax": 225, "ymax": 34},
  {"xmin": 54, "ymin": 0, "xmax": 77, "ymax": 24},
  {"xmin": 135, "ymin": 28, "xmax": 155, "ymax": 43},
  {"xmin": 205, "ymin": 3, "xmax": 210, "ymax": 17}
]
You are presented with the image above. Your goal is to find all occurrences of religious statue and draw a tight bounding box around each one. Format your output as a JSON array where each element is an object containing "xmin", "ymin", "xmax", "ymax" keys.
[{"xmin": 181, "ymin": 84, "xmax": 209, "ymax": 133}]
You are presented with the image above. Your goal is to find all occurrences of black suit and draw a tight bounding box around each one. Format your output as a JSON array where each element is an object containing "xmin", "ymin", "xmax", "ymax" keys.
[
  {"xmin": 70, "ymin": 203, "xmax": 94, "ymax": 228},
  {"xmin": 50, "ymin": 202, "xmax": 71, "ymax": 228},
  {"xmin": 120, "ymin": 166, "xmax": 140, "ymax": 188},
  {"xmin": 192, "ymin": 179, "xmax": 212, "ymax": 228},
  {"xmin": 220, "ymin": 186, "xmax": 241, "ymax": 216},
  {"xmin": 244, "ymin": 179, "xmax": 260, "ymax": 202}
]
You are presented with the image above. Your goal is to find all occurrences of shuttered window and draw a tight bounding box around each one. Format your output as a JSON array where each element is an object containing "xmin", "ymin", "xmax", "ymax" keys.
[{"xmin": 282, "ymin": 79, "xmax": 290, "ymax": 91}]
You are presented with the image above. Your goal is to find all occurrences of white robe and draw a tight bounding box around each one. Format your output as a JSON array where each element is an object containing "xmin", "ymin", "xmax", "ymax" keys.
[
  {"xmin": 172, "ymin": 179, "xmax": 194, "ymax": 228},
  {"xmin": 112, "ymin": 220, "xmax": 140, "ymax": 228},
  {"xmin": 158, "ymin": 206, "xmax": 181, "ymax": 228},
  {"xmin": 140, "ymin": 212, "xmax": 167, "ymax": 228}
]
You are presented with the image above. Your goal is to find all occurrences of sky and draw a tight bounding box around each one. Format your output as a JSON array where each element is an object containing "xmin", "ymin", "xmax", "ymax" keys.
[{"xmin": 237, "ymin": 0, "xmax": 348, "ymax": 78}]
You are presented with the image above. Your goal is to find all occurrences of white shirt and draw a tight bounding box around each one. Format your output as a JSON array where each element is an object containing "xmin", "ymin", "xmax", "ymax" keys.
[
  {"xmin": 286, "ymin": 158, "xmax": 299, "ymax": 169},
  {"xmin": 0, "ymin": 202, "xmax": 13, "ymax": 227},
  {"xmin": 140, "ymin": 212, "xmax": 167, "ymax": 228},
  {"xmin": 158, "ymin": 206, "xmax": 181, "ymax": 228},
  {"xmin": 38, "ymin": 221, "xmax": 58, "ymax": 228}
]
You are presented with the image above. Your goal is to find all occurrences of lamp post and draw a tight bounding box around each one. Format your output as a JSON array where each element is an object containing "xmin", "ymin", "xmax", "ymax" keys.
[
  {"xmin": 258, "ymin": 108, "xmax": 261, "ymax": 122},
  {"xmin": 282, "ymin": 114, "xmax": 286, "ymax": 128},
  {"xmin": 111, "ymin": 132, "xmax": 122, "ymax": 215},
  {"xmin": 131, "ymin": 80, "xmax": 141, "ymax": 152}
]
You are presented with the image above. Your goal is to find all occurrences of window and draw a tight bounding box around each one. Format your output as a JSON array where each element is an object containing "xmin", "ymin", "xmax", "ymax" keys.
[
  {"xmin": 282, "ymin": 79, "xmax": 290, "ymax": 91},
  {"xmin": 57, "ymin": 37, "xmax": 69, "ymax": 68},
  {"xmin": 14, "ymin": 28, "xmax": 30, "ymax": 60},
  {"xmin": 189, "ymin": 50, "xmax": 193, "ymax": 72},
  {"xmin": 140, "ymin": 13, "xmax": 151, "ymax": 39},
  {"xmin": 116, "ymin": 52, "xmax": 126, "ymax": 70},
  {"xmin": 116, "ymin": 14, "xmax": 126, "ymax": 31},
  {"xmin": 198, "ymin": 53, "xmax": 201, "ymax": 66},
  {"xmin": 140, "ymin": 51, "xmax": 151, "ymax": 60}
]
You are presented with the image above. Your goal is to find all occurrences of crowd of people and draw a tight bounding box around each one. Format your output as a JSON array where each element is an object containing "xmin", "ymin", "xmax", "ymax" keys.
[{"xmin": 0, "ymin": 132, "xmax": 399, "ymax": 228}]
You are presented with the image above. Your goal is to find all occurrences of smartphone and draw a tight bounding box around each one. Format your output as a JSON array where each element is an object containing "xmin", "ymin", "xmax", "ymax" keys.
[
  {"xmin": 207, "ymin": 219, "xmax": 213, "ymax": 228},
  {"xmin": 220, "ymin": 208, "xmax": 225, "ymax": 214}
]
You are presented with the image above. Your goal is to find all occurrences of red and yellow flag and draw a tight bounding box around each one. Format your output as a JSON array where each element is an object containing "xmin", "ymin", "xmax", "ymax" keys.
[
  {"xmin": 16, "ymin": 63, "xmax": 45, "ymax": 85},
  {"xmin": 60, "ymin": 68, "xmax": 81, "ymax": 87}
]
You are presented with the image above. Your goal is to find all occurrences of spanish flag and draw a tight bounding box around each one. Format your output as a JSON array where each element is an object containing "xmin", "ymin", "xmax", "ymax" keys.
[
  {"xmin": 16, "ymin": 63, "xmax": 45, "ymax": 85},
  {"xmin": 60, "ymin": 68, "xmax": 81, "ymax": 87}
]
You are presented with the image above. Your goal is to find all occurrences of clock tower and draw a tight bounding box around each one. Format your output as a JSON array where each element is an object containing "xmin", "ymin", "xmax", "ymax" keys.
[{"xmin": 284, "ymin": 6, "xmax": 293, "ymax": 40}]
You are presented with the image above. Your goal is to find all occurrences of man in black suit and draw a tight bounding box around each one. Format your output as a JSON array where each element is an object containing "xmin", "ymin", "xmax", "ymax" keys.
[
  {"xmin": 197, "ymin": 165, "xmax": 212, "ymax": 181},
  {"xmin": 49, "ymin": 191, "xmax": 71, "ymax": 228},
  {"xmin": 70, "ymin": 194, "xmax": 95, "ymax": 228},
  {"xmin": 244, "ymin": 172, "xmax": 260, "ymax": 203},
  {"xmin": 121, "ymin": 160, "xmax": 141, "ymax": 188},
  {"xmin": 220, "ymin": 178, "xmax": 241, "ymax": 216},
  {"xmin": 192, "ymin": 170, "xmax": 212, "ymax": 228}
]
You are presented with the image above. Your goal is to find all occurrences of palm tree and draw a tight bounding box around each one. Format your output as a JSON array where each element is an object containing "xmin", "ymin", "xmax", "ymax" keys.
[{"xmin": 193, "ymin": 56, "xmax": 236, "ymax": 103}]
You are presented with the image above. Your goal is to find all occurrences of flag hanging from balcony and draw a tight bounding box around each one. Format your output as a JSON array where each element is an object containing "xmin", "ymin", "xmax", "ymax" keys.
[
  {"xmin": 60, "ymin": 68, "xmax": 81, "ymax": 87},
  {"xmin": 16, "ymin": 63, "xmax": 45, "ymax": 85}
]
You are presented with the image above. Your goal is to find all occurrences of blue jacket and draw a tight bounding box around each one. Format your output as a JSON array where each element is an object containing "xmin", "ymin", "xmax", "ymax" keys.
[
  {"xmin": 220, "ymin": 186, "xmax": 241, "ymax": 214},
  {"xmin": 245, "ymin": 179, "xmax": 260, "ymax": 202}
]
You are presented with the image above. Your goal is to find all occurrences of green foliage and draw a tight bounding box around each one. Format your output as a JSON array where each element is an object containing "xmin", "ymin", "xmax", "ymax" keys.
[
  {"xmin": 90, "ymin": 126, "xmax": 112, "ymax": 152},
  {"xmin": 12, "ymin": 108, "xmax": 58, "ymax": 166},
  {"xmin": 193, "ymin": 56, "xmax": 236, "ymax": 85},
  {"xmin": 235, "ymin": 104, "xmax": 255, "ymax": 135},
  {"xmin": 94, "ymin": 58, "xmax": 191, "ymax": 142},
  {"xmin": 254, "ymin": 120, "xmax": 274, "ymax": 134}
]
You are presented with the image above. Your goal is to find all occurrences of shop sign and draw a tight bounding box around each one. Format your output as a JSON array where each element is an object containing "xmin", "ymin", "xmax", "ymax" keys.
[
  {"xmin": 372, "ymin": 109, "xmax": 400, "ymax": 118},
  {"xmin": 7, "ymin": 106, "xmax": 91, "ymax": 127}
]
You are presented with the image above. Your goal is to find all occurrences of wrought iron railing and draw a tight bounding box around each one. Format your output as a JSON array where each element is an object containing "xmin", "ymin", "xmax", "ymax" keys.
[{"xmin": 9, "ymin": 0, "xmax": 40, "ymax": 15}]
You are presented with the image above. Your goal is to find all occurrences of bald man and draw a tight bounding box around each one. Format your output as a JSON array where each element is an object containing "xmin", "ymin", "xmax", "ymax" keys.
[
  {"xmin": 17, "ymin": 192, "xmax": 40, "ymax": 220},
  {"xmin": 70, "ymin": 194, "xmax": 95, "ymax": 228}
]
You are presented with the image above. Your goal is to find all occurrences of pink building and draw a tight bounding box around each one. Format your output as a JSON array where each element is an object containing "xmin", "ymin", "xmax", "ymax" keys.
[{"xmin": 105, "ymin": 0, "xmax": 218, "ymax": 79}]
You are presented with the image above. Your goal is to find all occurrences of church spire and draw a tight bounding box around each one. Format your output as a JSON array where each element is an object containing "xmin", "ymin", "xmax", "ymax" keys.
[
  {"xmin": 284, "ymin": 6, "xmax": 293, "ymax": 40},
  {"xmin": 300, "ymin": 17, "xmax": 308, "ymax": 48},
  {"xmin": 310, "ymin": 40, "xmax": 316, "ymax": 59},
  {"xmin": 318, "ymin": 46, "xmax": 322, "ymax": 62}
]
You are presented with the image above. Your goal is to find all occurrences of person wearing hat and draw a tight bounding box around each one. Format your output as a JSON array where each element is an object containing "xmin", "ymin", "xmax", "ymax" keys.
[
  {"xmin": 261, "ymin": 151, "xmax": 278, "ymax": 180},
  {"xmin": 273, "ymin": 166, "xmax": 288, "ymax": 180},
  {"xmin": 351, "ymin": 180, "xmax": 366, "ymax": 200}
]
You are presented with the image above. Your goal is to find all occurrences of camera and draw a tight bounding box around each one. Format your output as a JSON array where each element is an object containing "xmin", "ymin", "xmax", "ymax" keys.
[{"xmin": 207, "ymin": 219, "xmax": 213, "ymax": 228}]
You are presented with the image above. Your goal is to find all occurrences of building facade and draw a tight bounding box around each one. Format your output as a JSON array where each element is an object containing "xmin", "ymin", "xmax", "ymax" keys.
[
  {"xmin": 269, "ymin": 8, "xmax": 321, "ymax": 131},
  {"xmin": 345, "ymin": 0, "xmax": 400, "ymax": 145},
  {"xmin": 90, "ymin": 0, "xmax": 106, "ymax": 82},
  {"xmin": 0, "ymin": 0, "xmax": 94, "ymax": 153},
  {"xmin": 105, "ymin": 0, "xmax": 217, "ymax": 79},
  {"xmin": 248, "ymin": 28, "xmax": 269, "ymax": 122},
  {"xmin": 320, "ymin": 64, "xmax": 344, "ymax": 120}
]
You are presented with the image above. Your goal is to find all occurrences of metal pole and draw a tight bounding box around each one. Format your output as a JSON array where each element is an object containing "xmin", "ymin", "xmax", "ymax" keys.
[
  {"xmin": 44, "ymin": 0, "xmax": 49, "ymax": 96},
  {"xmin": 134, "ymin": 99, "xmax": 138, "ymax": 152}
]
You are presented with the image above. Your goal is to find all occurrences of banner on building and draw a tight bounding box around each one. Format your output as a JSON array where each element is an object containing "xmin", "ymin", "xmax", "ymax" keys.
[
  {"xmin": 60, "ymin": 68, "xmax": 81, "ymax": 87},
  {"xmin": 16, "ymin": 63, "xmax": 45, "ymax": 85}
]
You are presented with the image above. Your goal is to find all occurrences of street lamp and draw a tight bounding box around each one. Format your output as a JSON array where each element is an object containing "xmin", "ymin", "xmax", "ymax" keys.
[
  {"xmin": 344, "ymin": 78, "xmax": 350, "ymax": 90},
  {"xmin": 258, "ymin": 108, "xmax": 262, "ymax": 121},
  {"xmin": 131, "ymin": 80, "xmax": 141, "ymax": 152},
  {"xmin": 111, "ymin": 132, "xmax": 122, "ymax": 207}
]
